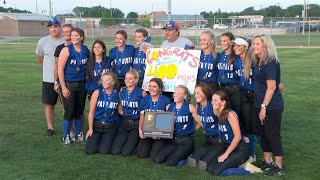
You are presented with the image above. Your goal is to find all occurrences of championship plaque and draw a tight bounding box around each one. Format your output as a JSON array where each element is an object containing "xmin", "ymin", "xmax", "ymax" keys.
[{"xmin": 142, "ymin": 112, "xmax": 175, "ymax": 139}]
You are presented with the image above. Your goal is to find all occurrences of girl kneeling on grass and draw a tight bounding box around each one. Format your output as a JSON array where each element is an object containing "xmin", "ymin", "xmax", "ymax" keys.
[
  {"xmin": 151, "ymin": 85, "xmax": 203, "ymax": 166},
  {"xmin": 111, "ymin": 69, "xmax": 147, "ymax": 156},
  {"xmin": 187, "ymin": 83, "xmax": 220, "ymax": 167},
  {"xmin": 206, "ymin": 90, "xmax": 249, "ymax": 175},
  {"xmin": 137, "ymin": 78, "xmax": 172, "ymax": 159},
  {"xmin": 85, "ymin": 72, "xmax": 120, "ymax": 154}
]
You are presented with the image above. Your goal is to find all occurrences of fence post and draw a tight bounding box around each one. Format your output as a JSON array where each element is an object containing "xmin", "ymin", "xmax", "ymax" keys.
[{"xmin": 17, "ymin": 13, "xmax": 20, "ymax": 43}]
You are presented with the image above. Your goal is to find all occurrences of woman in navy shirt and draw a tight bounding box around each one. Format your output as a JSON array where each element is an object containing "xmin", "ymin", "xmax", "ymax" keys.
[
  {"xmin": 206, "ymin": 90, "xmax": 249, "ymax": 175},
  {"xmin": 197, "ymin": 31, "xmax": 220, "ymax": 92},
  {"xmin": 109, "ymin": 30, "xmax": 135, "ymax": 88},
  {"xmin": 187, "ymin": 83, "xmax": 219, "ymax": 167},
  {"xmin": 137, "ymin": 78, "xmax": 171, "ymax": 159},
  {"xmin": 133, "ymin": 28, "xmax": 151, "ymax": 87},
  {"xmin": 232, "ymin": 37, "xmax": 259, "ymax": 163},
  {"xmin": 111, "ymin": 69, "xmax": 147, "ymax": 156},
  {"xmin": 86, "ymin": 40, "xmax": 111, "ymax": 100},
  {"xmin": 151, "ymin": 85, "xmax": 202, "ymax": 166},
  {"xmin": 85, "ymin": 72, "xmax": 120, "ymax": 154},
  {"xmin": 217, "ymin": 32, "xmax": 241, "ymax": 115},
  {"xmin": 58, "ymin": 28, "xmax": 90, "ymax": 146},
  {"xmin": 252, "ymin": 34, "xmax": 284, "ymax": 176}
]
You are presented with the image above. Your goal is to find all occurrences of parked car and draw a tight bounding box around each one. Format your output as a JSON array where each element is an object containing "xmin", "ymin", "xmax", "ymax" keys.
[
  {"xmin": 313, "ymin": 24, "xmax": 320, "ymax": 31},
  {"xmin": 152, "ymin": 25, "xmax": 162, "ymax": 29},
  {"xmin": 212, "ymin": 24, "xmax": 228, "ymax": 29},
  {"xmin": 300, "ymin": 24, "xmax": 315, "ymax": 32}
]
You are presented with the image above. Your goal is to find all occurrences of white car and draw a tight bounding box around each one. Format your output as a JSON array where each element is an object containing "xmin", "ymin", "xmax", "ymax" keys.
[{"xmin": 212, "ymin": 24, "xmax": 228, "ymax": 29}]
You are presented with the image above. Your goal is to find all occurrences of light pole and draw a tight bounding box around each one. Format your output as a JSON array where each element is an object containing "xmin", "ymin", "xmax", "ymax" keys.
[
  {"xmin": 303, "ymin": 0, "xmax": 306, "ymax": 34},
  {"xmin": 109, "ymin": 0, "xmax": 112, "ymax": 17},
  {"xmin": 167, "ymin": 0, "xmax": 171, "ymax": 20},
  {"xmin": 49, "ymin": 0, "xmax": 52, "ymax": 17}
]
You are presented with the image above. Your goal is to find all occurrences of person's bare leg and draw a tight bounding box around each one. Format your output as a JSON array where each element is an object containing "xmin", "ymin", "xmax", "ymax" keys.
[
  {"xmin": 263, "ymin": 152, "xmax": 272, "ymax": 163},
  {"xmin": 274, "ymin": 156, "xmax": 282, "ymax": 169},
  {"xmin": 45, "ymin": 104, "xmax": 55, "ymax": 130}
]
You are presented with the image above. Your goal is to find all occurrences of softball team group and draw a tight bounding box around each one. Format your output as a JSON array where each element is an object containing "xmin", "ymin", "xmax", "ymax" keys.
[{"xmin": 37, "ymin": 18, "xmax": 284, "ymax": 176}]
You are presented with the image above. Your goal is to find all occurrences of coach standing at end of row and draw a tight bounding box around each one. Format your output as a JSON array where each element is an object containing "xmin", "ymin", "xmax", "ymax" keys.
[{"xmin": 36, "ymin": 17, "xmax": 64, "ymax": 137}]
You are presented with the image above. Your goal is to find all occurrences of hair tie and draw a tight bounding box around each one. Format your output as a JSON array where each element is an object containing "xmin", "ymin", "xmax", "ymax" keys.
[{"xmin": 146, "ymin": 36, "xmax": 152, "ymax": 43}]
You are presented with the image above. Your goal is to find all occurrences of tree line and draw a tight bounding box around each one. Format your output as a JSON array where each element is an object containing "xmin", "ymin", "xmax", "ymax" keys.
[{"xmin": 1, "ymin": 4, "xmax": 319, "ymax": 27}]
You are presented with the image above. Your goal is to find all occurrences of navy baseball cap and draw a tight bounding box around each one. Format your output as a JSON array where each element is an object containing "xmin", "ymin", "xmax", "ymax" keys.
[
  {"xmin": 162, "ymin": 20, "xmax": 179, "ymax": 30},
  {"xmin": 47, "ymin": 17, "xmax": 61, "ymax": 27}
]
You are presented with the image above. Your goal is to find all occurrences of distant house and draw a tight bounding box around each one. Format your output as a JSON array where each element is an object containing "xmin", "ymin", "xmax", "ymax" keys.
[
  {"xmin": 228, "ymin": 15, "xmax": 264, "ymax": 25},
  {"xmin": 152, "ymin": 14, "xmax": 207, "ymax": 28},
  {"xmin": 0, "ymin": 13, "xmax": 50, "ymax": 36},
  {"xmin": 64, "ymin": 17, "xmax": 101, "ymax": 28}
]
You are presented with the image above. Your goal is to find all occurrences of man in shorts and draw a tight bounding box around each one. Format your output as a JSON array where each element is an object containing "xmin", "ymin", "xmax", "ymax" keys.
[{"xmin": 35, "ymin": 17, "xmax": 65, "ymax": 136}]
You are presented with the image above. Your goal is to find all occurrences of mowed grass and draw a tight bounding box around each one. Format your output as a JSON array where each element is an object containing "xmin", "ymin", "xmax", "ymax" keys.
[{"xmin": 0, "ymin": 44, "xmax": 320, "ymax": 179}]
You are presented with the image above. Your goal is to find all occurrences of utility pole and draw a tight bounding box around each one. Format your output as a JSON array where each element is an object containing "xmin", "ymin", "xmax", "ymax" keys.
[
  {"xmin": 49, "ymin": 0, "xmax": 52, "ymax": 17},
  {"xmin": 36, "ymin": 0, "xmax": 38, "ymax": 14},
  {"xmin": 303, "ymin": 0, "xmax": 306, "ymax": 34},
  {"xmin": 109, "ymin": 0, "xmax": 112, "ymax": 17},
  {"xmin": 167, "ymin": 0, "xmax": 171, "ymax": 20}
]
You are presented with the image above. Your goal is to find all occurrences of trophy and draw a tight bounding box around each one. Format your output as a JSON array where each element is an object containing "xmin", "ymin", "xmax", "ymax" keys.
[{"xmin": 142, "ymin": 112, "xmax": 175, "ymax": 139}]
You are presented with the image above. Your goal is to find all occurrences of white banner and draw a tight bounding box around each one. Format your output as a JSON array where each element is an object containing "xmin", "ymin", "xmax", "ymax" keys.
[{"xmin": 142, "ymin": 47, "xmax": 201, "ymax": 94}]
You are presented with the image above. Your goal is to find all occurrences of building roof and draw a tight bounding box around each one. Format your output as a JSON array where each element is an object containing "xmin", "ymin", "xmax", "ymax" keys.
[
  {"xmin": 154, "ymin": 14, "xmax": 205, "ymax": 21},
  {"xmin": 0, "ymin": 13, "xmax": 50, "ymax": 21}
]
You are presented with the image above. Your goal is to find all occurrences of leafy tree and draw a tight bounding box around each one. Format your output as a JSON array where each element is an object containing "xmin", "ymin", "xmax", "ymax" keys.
[
  {"xmin": 239, "ymin": 7, "xmax": 256, "ymax": 15},
  {"xmin": 101, "ymin": 10, "xmax": 114, "ymax": 26},
  {"xmin": 111, "ymin": 8, "xmax": 125, "ymax": 24},
  {"xmin": 126, "ymin": 11, "xmax": 138, "ymax": 24},
  {"xmin": 137, "ymin": 17, "xmax": 151, "ymax": 27}
]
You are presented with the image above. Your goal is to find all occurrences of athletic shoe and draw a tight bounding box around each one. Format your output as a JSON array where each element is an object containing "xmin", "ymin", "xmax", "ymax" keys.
[
  {"xmin": 75, "ymin": 132, "xmax": 86, "ymax": 144},
  {"xmin": 45, "ymin": 129, "xmax": 55, "ymax": 136},
  {"xmin": 70, "ymin": 131, "xmax": 76, "ymax": 142},
  {"xmin": 186, "ymin": 156, "xmax": 197, "ymax": 167},
  {"xmin": 259, "ymin": 159, "xmax": 273, "ymax": 171},
  {"xmin": 197, "ymin": 160, "xmax": 207, "ymax": 170},
  {"xmin": 265, "ymin": 164, "xmax": 284, "ymax": 176},
  {"xmin": 63, "ymin": 135, "xmax": 71, "ymax": 147}
]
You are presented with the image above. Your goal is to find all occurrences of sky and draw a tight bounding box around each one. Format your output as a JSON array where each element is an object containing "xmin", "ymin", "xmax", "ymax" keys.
[{"xmin": 2, "ymin": 0, "xmax": 318, "ymax": 16}]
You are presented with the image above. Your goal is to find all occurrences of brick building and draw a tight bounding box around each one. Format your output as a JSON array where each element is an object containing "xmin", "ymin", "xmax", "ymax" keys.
[{"xmin": 0, "ymin": 13, "xmax": 49, "ymax": 36}]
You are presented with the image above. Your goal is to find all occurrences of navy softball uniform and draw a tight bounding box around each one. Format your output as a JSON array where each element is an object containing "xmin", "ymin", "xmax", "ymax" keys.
[
  {"xmin": 254, "ymin": 59, "xmax": 284, "ymax": 156},
  {"xmin": 85, "ymin": 57, "xmax": 112, "ymax": 96},
  {"xmin": 206, "ymin": 111, "xmax": 249, "ymax": 176},
  {"xmin": 217, "ymin": 51, "xmax": 240, "ymax": 84},
  {"xmin": 132, "ymin": 47, "xmax": 146, "ymax": 82},
  {"xmin": 111, "ymin": 87, "xmax": 144, "ymax": 156},
  {"xmin": 85, "ymin": 89, "xmax": 120, "ymax": 154},
  {"xmin": 238, "ymin": 59, "xmax": 256, "ymax": 135},
  {"xmin": 217, "ymin": 52, "xmax": 242, "ymax": 114},
  {"xmin": 109, "ymin": 45, "xmax": 135, "ymax": 80},
  {"xmin": 197, "ymin": 51, "xmax": 220, "ymax": 92},
  {"xmin": 61, "ymin": 44, "xmax": 89, "ymax": 138},
  {"xmin": 136, "ymin": 95, "xmax": 172, "ymax": 159},
  {"xmin": 189, "ymin": 102, "xmax": 220, "ymax": 162},
  {"xmin": 152, "ymin": 101, "xmax": 195, "ymax": 166}
]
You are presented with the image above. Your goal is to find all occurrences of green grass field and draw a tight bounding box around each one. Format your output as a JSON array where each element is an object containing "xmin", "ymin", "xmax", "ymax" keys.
[{"xmin": 0, "ymin": 43, "xmax": 320, "ymax": 179}]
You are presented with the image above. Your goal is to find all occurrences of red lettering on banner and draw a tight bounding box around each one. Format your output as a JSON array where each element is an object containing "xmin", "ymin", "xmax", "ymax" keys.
[
  {"xmin": 158, "ymin": 48, "xmax": 168, "ymax": 58},
  {"xmin": 189, "ymin": 56, "xmax": 199, "ymax": 68},
  {"xmin": 177, "ymin": 74, "xmax": 197, "ymax": 82}
]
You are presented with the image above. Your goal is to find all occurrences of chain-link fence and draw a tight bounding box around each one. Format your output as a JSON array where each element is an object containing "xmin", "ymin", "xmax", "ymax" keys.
[{"xmin": 1, "ymin": 16, "xmax": 319, "ymax": 47}]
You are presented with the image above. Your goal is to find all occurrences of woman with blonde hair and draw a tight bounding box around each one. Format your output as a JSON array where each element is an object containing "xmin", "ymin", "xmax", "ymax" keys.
[
  {"xmin": 152, "ymin": 85, "xmax": 203, "ymax": 166},
  {"xmin": 85, "ymin": 72, "xmax": 120, "ymax": 154},
  {"xmin": 111, "ymin": 69, "xmax": 147, "ymax": 156},
  {"xmin": 197, "ymin": 31, "xmax": 220, "ymax": 92},
  {"xmin": 252, "ymin": 34, "xmax": 284, "ymax": 176}
]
